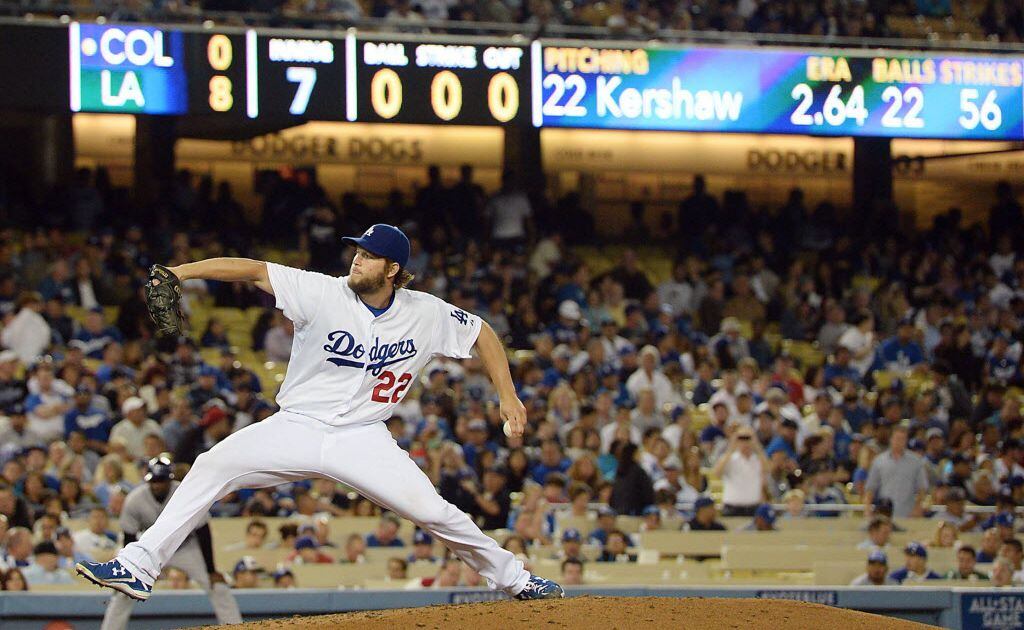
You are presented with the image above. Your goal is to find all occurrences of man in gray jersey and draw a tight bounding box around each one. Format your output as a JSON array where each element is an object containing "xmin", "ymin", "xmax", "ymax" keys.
[{"xmin": 99, "ymin": 456, "xmax": 241, "ymax": 629}]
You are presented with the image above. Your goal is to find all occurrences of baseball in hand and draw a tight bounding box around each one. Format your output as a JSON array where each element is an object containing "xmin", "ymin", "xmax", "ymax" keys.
[{"xmin": 503, "ymin": 421, "xmax": 513, "ymax": 437}]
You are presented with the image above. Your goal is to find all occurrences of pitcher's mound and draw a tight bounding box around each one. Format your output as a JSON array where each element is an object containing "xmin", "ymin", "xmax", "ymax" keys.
[{"xmin": 229, "ymin": 595, "xmax": 936, "ymax": 629}]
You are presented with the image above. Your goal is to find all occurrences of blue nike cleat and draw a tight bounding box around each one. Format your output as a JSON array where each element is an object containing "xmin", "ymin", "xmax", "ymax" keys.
[
  {"xmin": 76, "ymin": 559, "xmax": 152, "ymax": 601},
  {"xmin": 514, "ymin": 575, "xmax": 565, "ymax": 600}
]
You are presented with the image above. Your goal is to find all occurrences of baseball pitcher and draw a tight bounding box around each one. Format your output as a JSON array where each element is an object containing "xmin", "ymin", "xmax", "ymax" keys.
[{"xmin": 77, "ymin": 224, "xmax": 563, "ymax": 602}]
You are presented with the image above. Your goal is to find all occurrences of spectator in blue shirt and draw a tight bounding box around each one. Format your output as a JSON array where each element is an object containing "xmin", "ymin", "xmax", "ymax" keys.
[
  {"xmin": 986, "ymin": 334, "xmax": 1021, "ymax": 385},
  {"xmin": 765, "ymin": 418, "xmax": 799, "ymax": 461},
  {"xmin": 889, "ymin": 542, "xmax": 942, "ymax": 583},
  {"xmin": 461, "ymin": 418, "xmax": 498, "ymax": 470},
  {"xmin": 546, "ymin": 301, "xmax": 584, "ymax": 346},
  {"xmin": 876, "ymin": 318, "xmax": 926, "ymax": 372},
  {"xmin": 542, "ymin": 345, "xmax": 573, "ymax": 388},
  {"xmin": 365, "ymin": 512, "xmax": 405, "ymax": 547},
  {"xmin": 530, "ymin": 440, "xmax": 571, "ymax": 484},
  {"xmin": 69, "ymin": 308, "xmax": 123, "ymax": 360},
  {"xmin": 823, "ymin": 346, "xmax": 861, "ymax": 389},
  {"xmin": 64, "ymin": 385, "xmax": 111, "ymax": 451}
]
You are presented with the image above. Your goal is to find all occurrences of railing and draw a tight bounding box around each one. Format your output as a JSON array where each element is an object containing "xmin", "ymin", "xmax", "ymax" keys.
[{"xmin": 5, "ymin": 2, "xmax": 1024, "ymax": 53}]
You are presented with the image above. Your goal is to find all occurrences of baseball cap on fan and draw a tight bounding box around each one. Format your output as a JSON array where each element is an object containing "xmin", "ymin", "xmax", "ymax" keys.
[{"xmin": 342, "ymin": 224, "xmax": 411, "ymax": 268}]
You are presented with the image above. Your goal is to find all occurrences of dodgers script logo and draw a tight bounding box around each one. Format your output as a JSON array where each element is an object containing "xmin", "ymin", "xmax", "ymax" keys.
[{"xmin": 323, "ymin": 330, "xmax": 417, "ymax": 375}]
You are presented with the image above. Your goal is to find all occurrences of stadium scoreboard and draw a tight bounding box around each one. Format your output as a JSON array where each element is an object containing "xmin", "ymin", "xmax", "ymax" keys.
[
  {"xmin": 6, "ymin": 21, "xmax": 1024, "ymax": 139},
  {"xmin": 536, "ymin": 44, "xmax": 1024, "ymax": 140}
]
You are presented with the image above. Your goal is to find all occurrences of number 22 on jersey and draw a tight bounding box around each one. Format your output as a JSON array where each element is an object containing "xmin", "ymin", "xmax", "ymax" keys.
[{"xmin": 371, "ymin": 370, "xmax": 412, "ymax": 403}]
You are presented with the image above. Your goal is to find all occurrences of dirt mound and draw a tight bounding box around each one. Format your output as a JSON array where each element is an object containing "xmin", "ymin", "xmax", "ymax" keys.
[{"xmin": 224, "ymin": 595, "xmax": 936, "ymax": 629}]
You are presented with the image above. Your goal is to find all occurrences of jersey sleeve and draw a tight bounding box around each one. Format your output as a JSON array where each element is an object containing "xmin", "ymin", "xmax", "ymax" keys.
[
  {"xmin": 266, "ymin": 262, "xmax": 331, "ymax": 329},
  {"xmin": 432, "ymin": 296, "xmax": 483, "ymax": 359}
]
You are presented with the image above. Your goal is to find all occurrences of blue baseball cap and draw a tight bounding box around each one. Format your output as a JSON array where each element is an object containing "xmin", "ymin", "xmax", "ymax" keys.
[
  {"xmin": 694, "ymin": 496, "xmax": 715, "ymax": 510},
  {"xmin": 562, "ymin": 528, "xmax": 582, "ymax": 542},
  {"xmin": 754, "ymin": 503, "xmax": 776, "ymax": 524},
  {"xmin": 413, "ymin": 530, "xmax": 433, "ymax": 545},
  {"xmin": 868, "ymin": 550, "xmax": 888, "ymax": 564},
  {"xmin": 996, "ymin": 512, "xmax": 1016, "ymax": 528},
  {"xmin": 234, "ymin": 556, "xmax": 263, "ymax": 573},
  {"xmin": 642, "ymin": 505, "xmax": 660, "ymax": 517},
  {"xmin": 905, "ymin": 542, "xmax": 927, "ymax": 558},
  {"xmin": 342, "ymin": 224, "xmax": 410, "ymax": 268},
  {"xmin": 295, "ymin": 535, "xmax": 318, "ymax": 550}
]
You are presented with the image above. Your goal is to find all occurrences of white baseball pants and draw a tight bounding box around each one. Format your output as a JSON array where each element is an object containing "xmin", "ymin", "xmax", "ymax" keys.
[
  {"xmin": 102, "ymin": 545, "xmax": 241, "ymax": 629},
  {"xmin": 118, "ymin": 411, "xmax": 530, "ymax": 595}
]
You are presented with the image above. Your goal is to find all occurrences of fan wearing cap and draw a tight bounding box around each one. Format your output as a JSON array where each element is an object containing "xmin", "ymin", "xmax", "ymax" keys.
[
  {"xmin": 547, "ymin": 300, "xmax": 584, "ymax": 346},
  {"xmin": 877, "ymin": 317, "xmax": 926, "ymax": 372},
  {"xmin": 625, "ymin": 345, "xmax": 680, "ymax": 411},
  {"xmin": 741, "ymin": 503, "xmax": 777, "ymax": 531},
  {"xmin": 0, "ymin": 402, "xmax": 43, "ymax": 452},
  {"xmin": 272, "ymin": 566, "xmax": 296, "ymax": 589},
  {"xmin": 98, "ymin": 456, "xmax": 242, "ymax": 628},
  {"xmin": 850, "ymin": 551, "xmax": 897, "ymax": 586},
  {"xmin": 172, "ymin": 404, "xmax": 233, "ymax": 466},
  {"xmin": 889, "ymin": 542, "xmax": 942, "ymax": 583},
  {"xmin": 287, "ymin": 536, "xmax": 334, "ymax": 565},
  {"xmin": 936, "ymin": 487, "xmax": 980, "ymax": 532},
  {"xmin": 108, "ymin": 397, "xmax": 162, "ymax": 461},
  {"xmin": 64, "ymin": 383, "xmax": 113, "ymax": 452},
  {"xmin": 684, "ymin": 497, "xmax": 727, "ymax": 532},
  {"xmin": 408, "ymin": 530, "xmax": 439, "ymax": 564},
  {"xmin": 232, "ymin": 556, "xmax": 263, "ymax": 589}
]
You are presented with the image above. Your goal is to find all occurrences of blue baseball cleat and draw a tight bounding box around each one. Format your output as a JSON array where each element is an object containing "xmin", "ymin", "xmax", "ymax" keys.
[
  {"xmin": 76, "ymin": 559, "xmax": 152, "ymax": 601},
  {"xmin": 514, "ymin": 574, "xmax": 565, "ymax": 600}
]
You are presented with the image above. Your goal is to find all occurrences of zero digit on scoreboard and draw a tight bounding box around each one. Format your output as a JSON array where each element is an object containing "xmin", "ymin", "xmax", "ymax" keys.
[
  {"xmin": 206, "ymin": 33, "xmax": 234, "ymax": 112},
  {"xmin": 430, "ymin": 70, "xmax": 462, "ymax": 121},
  {"xmin": 371, "ymin": 67, "xmax": 403, "ymax": 119},
  {"xmin": 488, "ymin": 72, "xmax": 519, "ymax": 123}
]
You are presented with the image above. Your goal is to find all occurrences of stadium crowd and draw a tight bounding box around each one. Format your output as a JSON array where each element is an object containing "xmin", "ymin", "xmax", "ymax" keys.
[
  {"xmin": 0, "ymin": 164, "xmax": 1022, "ymax": 591},
  {"xmin": 4, "ymin": 0, "xmax": 1023, "ymax": 42}
]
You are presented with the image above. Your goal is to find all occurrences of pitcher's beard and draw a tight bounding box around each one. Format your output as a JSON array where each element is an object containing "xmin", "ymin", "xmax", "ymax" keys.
[{"xmin": 349, "ymin": 270, "xmax": 388, "ymax": 294}]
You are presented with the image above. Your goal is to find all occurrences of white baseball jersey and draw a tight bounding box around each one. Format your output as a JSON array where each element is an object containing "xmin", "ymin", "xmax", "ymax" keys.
[{"xmin": 266, "ymin": 263, "xmax": 482, "ymax": 426}]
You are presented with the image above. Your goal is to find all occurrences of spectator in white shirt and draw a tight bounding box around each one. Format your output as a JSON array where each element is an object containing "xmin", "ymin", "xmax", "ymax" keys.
[
  {"xmin": 21, "ymin": 541, "xmax": 74, "ymax": 585},
  {"xmin": 838, "ymin": 310, "xmax": 877, "ymax": 377},
  {"xmin": 712, "ymin": 426, "xmax": 768, "ymax": 517},
  {"xmin": 109, "ymin": 397, "xmax": 163, "ymax": 460},
  {"xmin": 72, "ymin": 507, "xmax": 119, "ymax": 561},
  {"xmin": 625, "ymin": 345, "xmax": 679, "ymax": 410},
  {"xmin": 656, "ymin": 261, "xmax": 694, "ymax": 318},
  {"xmin": 1, "ymin": 292, "xmax": 51, "ymax": 364},
  {"xmin": 485, "ymin": 170, "xmax": 532, "ymax": 248}
]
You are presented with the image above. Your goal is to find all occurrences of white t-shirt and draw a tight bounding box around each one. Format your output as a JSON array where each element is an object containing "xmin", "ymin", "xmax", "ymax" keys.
[
  {"xmin": 839, "ymin": 327, "xmax": 876, "ymax": 376},
  {"xmin": 266, "ymin": 263, "xmax": 482, "ymax": 426},
  {"xmin": 721, "ymin": 450, "xmax": 763, "ymax": 506},
  {"xmin": 486, "ymin": 192, "xmax": 532, "ymax": 240}
]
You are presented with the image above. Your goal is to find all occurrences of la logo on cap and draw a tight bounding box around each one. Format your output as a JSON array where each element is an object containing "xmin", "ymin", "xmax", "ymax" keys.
[{"xmin": 364, "ymin": 226, "xmax": 375, "ymax": 237}]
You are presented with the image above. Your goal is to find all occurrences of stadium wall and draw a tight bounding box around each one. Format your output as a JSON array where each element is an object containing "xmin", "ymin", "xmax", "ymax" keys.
[{"xmin": 2, "ymin": 586, "xmax": 1022, "ymax": 629}]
